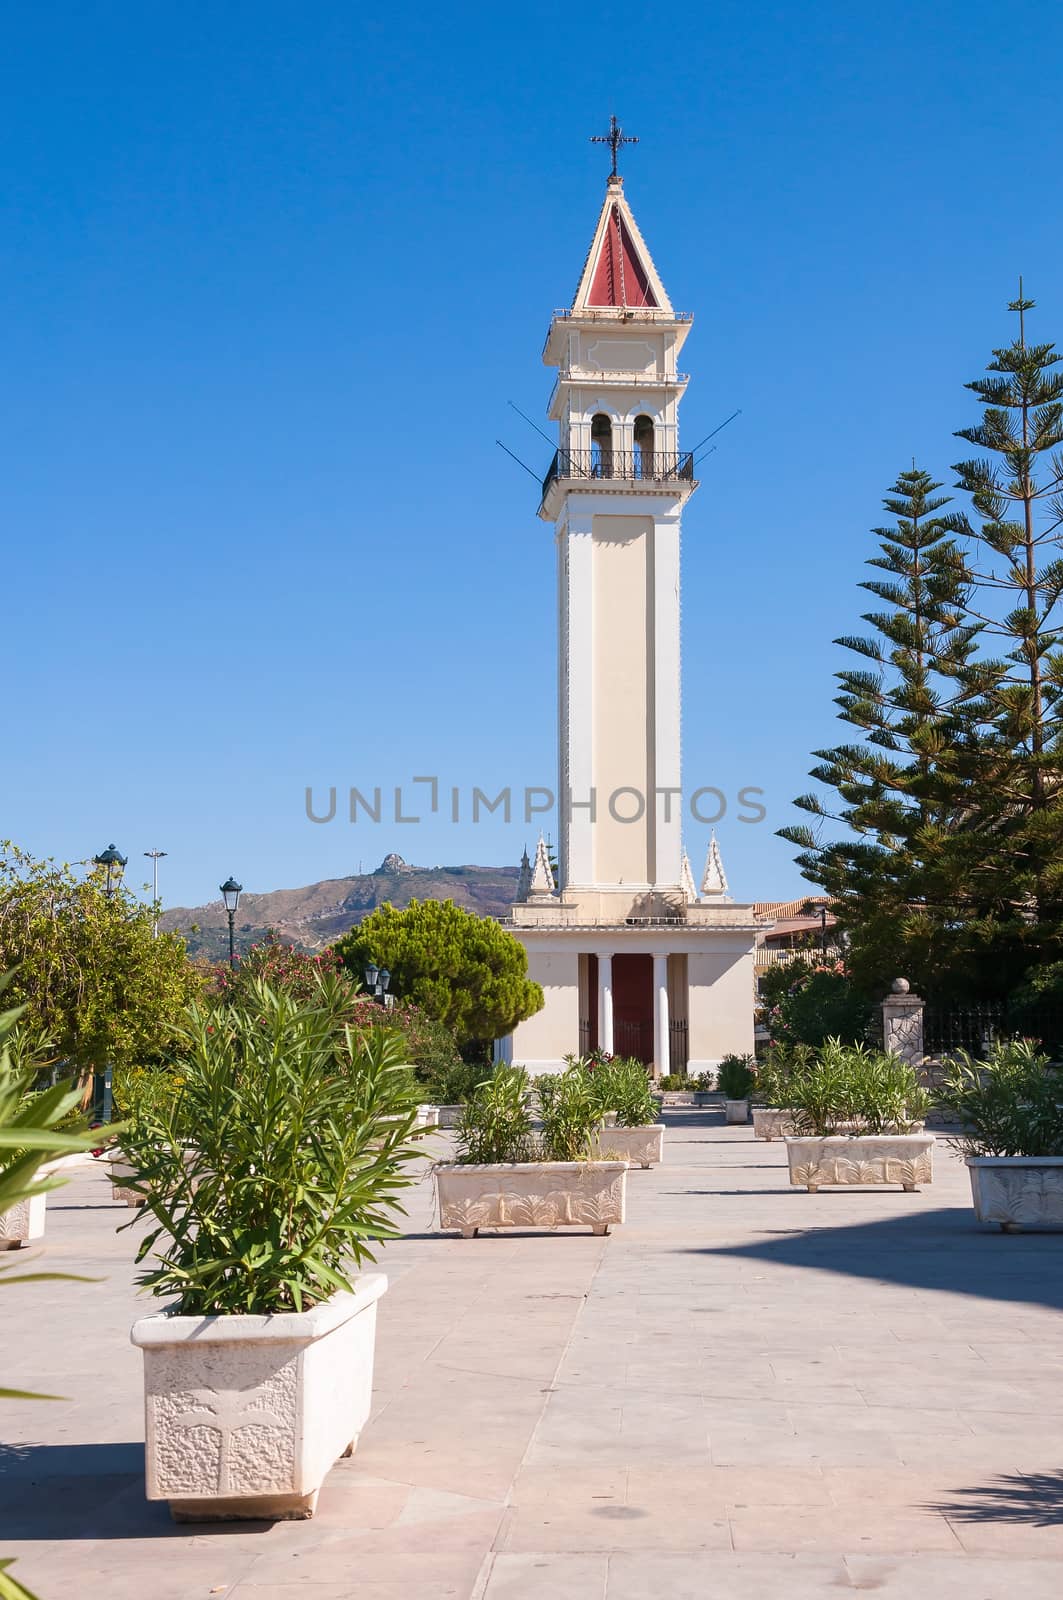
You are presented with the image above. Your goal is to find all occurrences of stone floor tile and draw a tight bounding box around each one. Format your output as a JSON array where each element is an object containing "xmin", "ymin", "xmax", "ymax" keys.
[
  {"xmin": 605, "ymin": 1551, "xmax": 849, "ymax": 1598},
  {"xmin": 843, "ymin": 1553, "xmax": 1063, "ymax": 1597},
  {"xmin": 482, "ymin": 1552, "xmax": 608, "ymax": 1599},
  {"xmin": 729, "ymin": 1502, "xmax": 963, "ymax": 1554}
]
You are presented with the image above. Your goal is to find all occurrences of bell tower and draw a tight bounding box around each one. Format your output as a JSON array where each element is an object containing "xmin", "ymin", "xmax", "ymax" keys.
[
  {"xmin": 504, "ymin": 125, "xmax": 762, "ymax": 1079},
  {"xmin": 540, "ymin": 165, "xmax": 696, "ymax": 905}
]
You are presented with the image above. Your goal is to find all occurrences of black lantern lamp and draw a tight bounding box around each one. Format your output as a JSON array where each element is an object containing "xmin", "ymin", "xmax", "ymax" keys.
[{"xmin": 93, "ymin": 843, "xmax": 128, "ymax": 900}]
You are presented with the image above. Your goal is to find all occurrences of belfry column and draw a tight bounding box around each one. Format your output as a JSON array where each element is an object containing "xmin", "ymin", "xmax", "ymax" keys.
[
  {"xmin": 653, "ymin": 953, "xmax": 670, "ymax": 1074},
  {"xmin": 597, "ymin": 953, "xmax": 614, "ymax": 1054}
]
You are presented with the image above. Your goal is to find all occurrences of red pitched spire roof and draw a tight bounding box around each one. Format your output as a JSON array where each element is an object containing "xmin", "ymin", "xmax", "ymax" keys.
[
  {"xmin": 571, "ymin": 177, "xmax": 673, "ymax": 315},
  {"xmin": 587, "ymin": 203, "xmax": 659, "ymax": 309}
]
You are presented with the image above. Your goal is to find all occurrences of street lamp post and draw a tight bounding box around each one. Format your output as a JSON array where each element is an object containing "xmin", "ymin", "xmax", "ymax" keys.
[
  {"xmin": 92, "ymin": 843, "xmax": 127, "ymax": 1122},
  {"xmin": 220, "ymin": 877, "xmax": 243, "ymax": 968},
  {"xmin": 363, "ymin": 962, "xmax": 392, "ymax": 1007},
  {"xmin": 144, "ymin": 849, "xmax": 167, "ymax": 937},
  {"xmin": 93, "ymin": 843, "xmax": 128, "ymax": 900}
]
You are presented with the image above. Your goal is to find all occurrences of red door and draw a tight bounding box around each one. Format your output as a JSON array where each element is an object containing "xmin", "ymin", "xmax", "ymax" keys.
[{"xmin": 612, "ymin": 953, "xmax": 653, "ymax": 1063}]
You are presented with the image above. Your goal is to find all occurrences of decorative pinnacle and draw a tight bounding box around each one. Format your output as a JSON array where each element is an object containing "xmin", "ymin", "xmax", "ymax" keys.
[{"xmin": 590, "ymin": 114, "xmax": 638, "ymax": 180}]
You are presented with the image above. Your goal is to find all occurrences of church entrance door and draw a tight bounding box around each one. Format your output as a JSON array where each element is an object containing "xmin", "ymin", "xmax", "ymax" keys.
[{"xmin": 612, "ymin": 953, "xmax": 653, "ymax": 1064}]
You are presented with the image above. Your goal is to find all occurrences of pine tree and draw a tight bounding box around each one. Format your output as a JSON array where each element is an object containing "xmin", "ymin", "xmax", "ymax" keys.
[
  {"xmin": 780, "ymin": 468, "xmax": 992, "ymax": 994},
  {"xmin": 948, "ymin": 286, "xmax": 1063, "ymax": 922}
]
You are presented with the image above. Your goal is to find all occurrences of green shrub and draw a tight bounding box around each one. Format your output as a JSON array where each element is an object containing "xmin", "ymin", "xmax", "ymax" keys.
[
  {"xmin": 454, "ymin": 1064, "xmax": 532, "ymax": 1164},
  {"xmin": 717, "ymin": 1054, "xmax": 756, "ymax": 1099},
  {"xmin": 657, "ymin": 1073, "xmax": 691, "ymax": 1091},
  {"xmin": 536, "ymin": 1064, "xmax": 600, "ymax": 1160},
  {"xmin": 938, "ymin": 1040, "xmax": 1063, "ymax": 1157},
  {"xmin": 121, "ymin": 980, "xmax": 424, "ymax": 1315},
  {"xmin": 576, "ymin": 1054, "xmax": 655, "ymax": 1127},
  {"xmin": 787, "ymin": 1039, "xmax": 930, "ymax": 1136},
  {"xmin": 754, "ymin": 1043, "xmax": 814, "ymax": 1107},
  {"xmin": 421, "ymin": 1054, "xmax": 490, "ymax": 1107},
  {"xmin": 769, "ymin": 965, "xmax": 873, "ymax": 1048}
]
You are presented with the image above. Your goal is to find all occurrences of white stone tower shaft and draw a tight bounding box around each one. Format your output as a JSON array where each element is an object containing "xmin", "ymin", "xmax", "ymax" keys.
[{"xmin": 540, "ymin": 174, "xmax": 697, "ymax": 898}]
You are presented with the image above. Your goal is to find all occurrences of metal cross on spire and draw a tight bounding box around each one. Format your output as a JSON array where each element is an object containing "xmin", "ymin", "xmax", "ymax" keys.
[{"xmin": 591, "ymin": 115, "xmax": 638, "ymax": 179}]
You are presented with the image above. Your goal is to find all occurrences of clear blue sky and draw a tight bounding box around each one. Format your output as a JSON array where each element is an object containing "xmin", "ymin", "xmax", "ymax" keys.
[{"xmin": 5, "ymin": 0, "xmax": 1061, "ymax": 911}]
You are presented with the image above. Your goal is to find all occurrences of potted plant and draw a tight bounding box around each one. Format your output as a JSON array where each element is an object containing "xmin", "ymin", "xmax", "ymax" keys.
[
  {"xmin": 435, "ymin": 1063, "xmax": 627, "ymax": 1237},
  {"xmin": 939, "ymin": 1040, "xmax": 1063, "ymax": 1231},
  {"xmin": 585, "ymin": 1055, "xmax": 665, "ymax": 1168},
  {"xmin": 717, "ymin": 1054, "xmax": 756, "ymax": 1124},
  {"xmin": 751, "ymin": 1045, "xmax": 812, "ymax": 1140},
  {"xmin": 783, "ymin": 1039, "xmax": 933, "ymax": 1192},
  {"xmin": 125, "ymin": 979, "xmax": 424, "ymax": 1522}
]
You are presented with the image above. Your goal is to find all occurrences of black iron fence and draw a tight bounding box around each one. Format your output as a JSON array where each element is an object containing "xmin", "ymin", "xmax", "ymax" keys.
[
  {"xmin": 669, "ymin": 1017, "xmax": 689, "ymax": 1071},
  {"xmin": 924, "ymin": 1001, "xmax": 1063, "ymax": 1057}
]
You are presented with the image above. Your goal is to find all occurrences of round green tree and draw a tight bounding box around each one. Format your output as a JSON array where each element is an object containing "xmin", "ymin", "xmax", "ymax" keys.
[
  {"xmin": 334, "ymin": 898, "xmax": 543, "ymax": 1050},
  {"xmin": 0, "ymin": 839, "xmax": 202, "ymax": 1080}
]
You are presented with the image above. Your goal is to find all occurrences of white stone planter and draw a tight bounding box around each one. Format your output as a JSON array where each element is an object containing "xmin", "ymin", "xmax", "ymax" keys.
[
  {"xmin": 415, "ymin": 1104, "xmax": 440, "ymax": 1129},
  {"xmin": 109, "ymin": 1155, "xmax": 145, "ymax": 1206},
  {"xmin": 967, "ymin": 1156, "xmax": 1063, "ymax": 1232},
  {"xmin": 435, "ymin": 1161, "xmax": 627, "ymax": 1237},
  {"xmin": 0, "ymin": 1191, "xmax": 46, "ymax": 1249},
  {"xmin": 752, "ymin": 1107, "xmax": 799, "ymax": 1141},
  {"xmin": 588, "ymin": 1124, "xmax": 665, "ymax": 1169},
  {"xmin": 433, "ymin": 1104, "xmax": 464, "ymax": 1129},
  {"xmin": 130, "ymin": 1273, "xmax": 387, "ymax": 1522},
  {"xmin": 725, "ymin": 1098, "xmax": 750, "ymax": 1125},
  {"xmin": 785, "ymin": 1133, "xmax": 935, "ymax": 1192}
]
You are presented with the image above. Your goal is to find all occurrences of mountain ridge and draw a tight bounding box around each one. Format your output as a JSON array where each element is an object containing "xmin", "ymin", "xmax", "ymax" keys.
[{"xmin": 159, "ymin": 855, "xmax": 519, "ymax": 962}]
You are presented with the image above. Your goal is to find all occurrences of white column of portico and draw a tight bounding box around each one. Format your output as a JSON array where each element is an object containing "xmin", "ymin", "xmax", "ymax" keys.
[
  {"xmin": 597, "ymin": 953, "xmax": 614, "ymax": 1054},
  {"xmin": 652, "ymin": 953, "xmax": 670, "ymax": 1075}
]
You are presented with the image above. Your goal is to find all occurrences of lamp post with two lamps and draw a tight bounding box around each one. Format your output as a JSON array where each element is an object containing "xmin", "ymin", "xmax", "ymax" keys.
[{"xmin": 363, "ymin": 962, "xmax": 392, "ymax": 1008}]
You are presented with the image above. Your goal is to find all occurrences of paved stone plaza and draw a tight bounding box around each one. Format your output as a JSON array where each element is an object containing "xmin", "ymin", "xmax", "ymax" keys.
[{"xmin": 3, "ymin": 1111, "xmax": 1062, "ymax": 1598}]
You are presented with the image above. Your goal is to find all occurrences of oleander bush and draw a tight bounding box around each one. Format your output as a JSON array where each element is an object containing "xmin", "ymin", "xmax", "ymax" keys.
[
  {"xmin": 754, "ymin": 1043, "xmax": 814, "ymax": 1108},
  {"xmin": 120, "ymin": 979, "xmax": 425, "ymax": 1315},
  {"xmin": 787, "ymin": 1039, "xmax": 930, "ymax": 1136},
  {"xmin": 454, "ymin": 1064, "xmax": 533, "ymax": 1164},
  {"xmin": 938, "ymin": 1039, "xmax": 1063, "ymax": 1157},
  {"xmin": 536, "ymin": 1063, "xmax": 601, "ymax": 1160},
  {"xmin": 569, "ymin": 1054, "xmax": 656, "ymax": 1127}
]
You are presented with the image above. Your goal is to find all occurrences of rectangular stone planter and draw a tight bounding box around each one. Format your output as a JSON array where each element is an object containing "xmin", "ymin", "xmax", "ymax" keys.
[
  {"xmin": 433, "ymin": 1104, "xmax": 464, "ymax": 1129},
  {"xmin": 588, "ymin": 1124, "xmax": 665, "ymax": 1169},
  {"xmin": 752, "ymin": 1107, "xmax": 799, "ymax": 1141},
  {"xmin": 724, "ymin": 1098, "xmax": 750, "ymax": 1125},
  {"xmin": 109, "ymin": 1155, "xmax": 145, "ymax": 1206},
  {"xmin": 785, "ymin": 1133, "xmax": 935, "ymax": 1192},
  {"xmin": 130, "ymin": 1273, "xmax": 387, "ymax": 1522},
  {"xmin": 967, "ymin": 1156, "xmax": 1063, "ymax": 1232},
  {"xmin": 435, "ymin": 1161, "xmax": 627, "ymax": 1237},
  {"xmin": 0, "ymin": 1191, "xmax": 46, "ymax": 1250}
]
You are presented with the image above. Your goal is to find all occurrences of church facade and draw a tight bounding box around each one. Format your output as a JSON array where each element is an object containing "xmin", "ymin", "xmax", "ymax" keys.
[{"xmin": 501, "ymin": 159, "xmax": 764, "ymax": 1076}]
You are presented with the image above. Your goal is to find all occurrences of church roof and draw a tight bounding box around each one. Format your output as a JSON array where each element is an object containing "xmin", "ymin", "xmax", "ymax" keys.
[{"xmin": 571, "ymin": 177, "xmax": 673, "ymax": 315}]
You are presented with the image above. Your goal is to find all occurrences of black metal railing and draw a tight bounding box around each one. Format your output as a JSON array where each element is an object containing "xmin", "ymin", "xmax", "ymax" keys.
[
  {"xmin": 578, "ymin": 1017, "xmax": 591, "ymax": 1056},
  {"xmin": 542, "ymin": 448, "xmax": 696, "ymax": 500},
  {"xmin": 669, "ymin": 1018, "xmax": 689, "ymax": 1071}
]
